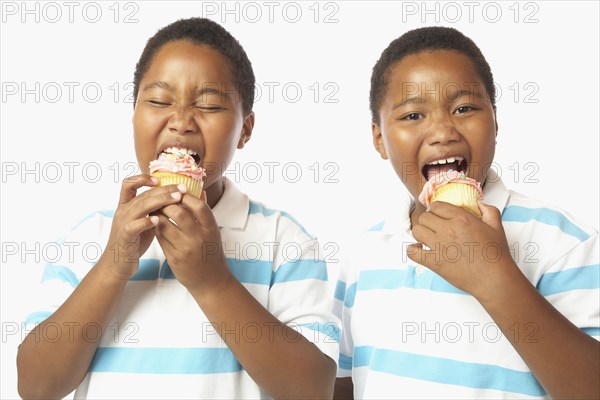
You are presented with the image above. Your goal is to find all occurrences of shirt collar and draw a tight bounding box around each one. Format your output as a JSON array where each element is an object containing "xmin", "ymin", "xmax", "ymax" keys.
[
  {"xmin": 211, "ymin": 177, "xmax": 249, "ymax": 229},
  {"xmin": 381, "ymin": 168, "xmax": 511, "ymax": 235}
]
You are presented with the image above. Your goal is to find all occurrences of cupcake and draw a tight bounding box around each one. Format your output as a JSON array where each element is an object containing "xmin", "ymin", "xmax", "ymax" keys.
[
  {"xmin": 418, "ymin": 170, "xmax": 483, "ymax": 218},
  {"xmin": 149, "ymin": 148, "xmax": 206, "ymax": 197}
]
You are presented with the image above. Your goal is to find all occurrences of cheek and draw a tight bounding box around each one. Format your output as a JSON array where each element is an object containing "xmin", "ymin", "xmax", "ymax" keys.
[
  {"xmin": 132, "ymin": 111, "xmax": 161, "ymax": 170},
  {"xmin": 204, "ymin": 133, "xmax": 237, "ymax": 164},
  {"xmin": 476, "ymin": 119, "xmax": 497, "ymax": 154},
  {"xmin": 384, "ymin": 131, "xmax": 423, "ymax": 185},
  {"xmin": 385, "ymin": 130, "xmax": 419, "ymax": 164}
]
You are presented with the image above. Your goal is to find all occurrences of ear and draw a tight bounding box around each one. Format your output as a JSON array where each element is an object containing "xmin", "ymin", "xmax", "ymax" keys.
[
  {"xmin": 372, "ymin": 122, "xmax": 388, "ymax": 160},
  {"xmin": 493, "ymin": 106, "xmax": 499, "ymax": 138},
  {"xmin": 495, "ymin": 119, "xmax": 499, "ymax": 139},
  {"xmin": 237, "ymin": 112, "xmax": 255, "ymax": 149}
]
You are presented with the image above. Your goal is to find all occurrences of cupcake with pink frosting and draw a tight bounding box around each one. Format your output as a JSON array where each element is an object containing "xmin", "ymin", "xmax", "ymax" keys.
[
  {"xmin": 418, "ymin": 170, "xmax": 483, "ymax": 217},
  {"xmin": 149, "ymin": 148, "xmax": 206, "ymax": 197}
]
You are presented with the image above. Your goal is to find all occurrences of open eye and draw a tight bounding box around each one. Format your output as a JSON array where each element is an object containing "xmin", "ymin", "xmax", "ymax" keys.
[
  {"xmin": 401, "ymin": 112, "xmax": 424, "ymax": 121},
  {"xmin": 454, "ymin": 106, "xmax": 475, "ymax": 114}
]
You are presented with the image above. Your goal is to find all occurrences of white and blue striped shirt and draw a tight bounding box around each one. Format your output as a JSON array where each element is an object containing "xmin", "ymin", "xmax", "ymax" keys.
[
  {"xmin": 334, "ymin": 171, "xmax": 599, "ymax": 399},
  {"xmin": 26, "ymin": 178, "xmax": 339, "ymax": 399}
]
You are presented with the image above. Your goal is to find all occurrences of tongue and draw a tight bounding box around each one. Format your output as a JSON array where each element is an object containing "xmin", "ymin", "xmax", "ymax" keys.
[{"xmin": 427, "ymin": 161, "xmax": 459, "ymax": 180}]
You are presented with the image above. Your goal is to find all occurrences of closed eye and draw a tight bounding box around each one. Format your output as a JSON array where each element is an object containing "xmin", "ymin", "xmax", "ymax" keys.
[
  {"xmin": 196, "ymin": 105, "xmax": 224, "ymax": 112},
  {"xmin": 147, "ymin": 100, "xmax": 170, "ymax": 107}
]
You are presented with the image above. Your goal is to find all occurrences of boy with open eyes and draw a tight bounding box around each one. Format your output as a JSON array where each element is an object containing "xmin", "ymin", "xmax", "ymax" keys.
[{"xmin": 333, "ymin": 27, "xmax": 599, "ymax": 399}]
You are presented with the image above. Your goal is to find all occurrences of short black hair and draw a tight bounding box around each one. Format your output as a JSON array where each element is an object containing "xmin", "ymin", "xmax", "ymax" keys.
[
  {"xmin": 370, "ymin": 26, "xmax": 495, "ymax": 125},
  {"xmin": 133, "ymin": 17, "xmax": 255, "ymax": 115}
]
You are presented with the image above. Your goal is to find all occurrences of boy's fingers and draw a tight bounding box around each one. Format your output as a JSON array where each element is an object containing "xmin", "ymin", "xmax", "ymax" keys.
[
  {"xmin": 154, "ymin": 230, "xmax": 175, "ymax": 258},
  {"xmin": 411, "ymin": 224, "xmax": 435, "ymax": 246},
  {"xmin": 123, "ymin": 216, "xmax": 159, "ymax": 238},
  {"xmin": 119, "ymin": 174, "xmax": 159, "ymax": 205},
  {"xmin": 180, "ymin": 192, "xmax": 217, "ymax": 227},
  {"xmin": 427, "ymin": 201, "xmax": 464, "ymax": 219},
  {"xmin": 154, "ymin": 213, "xmax": 180, "ymax": 245},
  {"xmin": 406, "ymin": 243, "xmax": 438, "ymax": 272},
  {"xmin": 479, "ymin": 202, "xmax": 503, "ymax": 230},
  {"xmin": 158, "ymin": 204, "xmax": 195, "ymax": 231},
  {"xmin": 128, "ymin": 184, "xmax": 185, "ymax": 217},
  {"xmin": 406, "ymin": 243, "xmax": 426, "ymax": 264},
  {"xmin": 416, "ymin": 212, "xmax": 443, "ymax": 233}
]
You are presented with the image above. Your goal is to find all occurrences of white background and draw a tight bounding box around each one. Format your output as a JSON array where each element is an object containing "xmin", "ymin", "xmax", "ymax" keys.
[{"xmin": 1, "ymin": 1, "xmax": 598, "ymax": 398}]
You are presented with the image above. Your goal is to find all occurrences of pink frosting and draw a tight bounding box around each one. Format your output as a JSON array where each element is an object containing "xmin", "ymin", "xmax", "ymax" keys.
[
  {"xmin": 149, "ymin": 152, "xmax": 206, "ymax": 180},
  {"xmin": 418, "ymin": 170, "xmax": 482, "ymax": 207}
]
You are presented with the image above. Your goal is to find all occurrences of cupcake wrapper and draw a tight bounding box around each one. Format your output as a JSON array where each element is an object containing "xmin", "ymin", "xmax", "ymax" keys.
[
  {"xmin": 151, "ymin": 172, "xmax": 203, "ymax": 198},
  {"xmin": 431, "ymin": 183, "xmax": 482, "ymax": 218}
]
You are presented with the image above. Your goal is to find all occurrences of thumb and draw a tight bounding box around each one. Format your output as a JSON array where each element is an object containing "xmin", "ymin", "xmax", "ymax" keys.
[
  {"xmin": 406, "ymin": 243, "xmax": 425, "ymax": 265},
  {"xmin": 479, "ymin": 202, "xmax": 503, "ymax": 230}
]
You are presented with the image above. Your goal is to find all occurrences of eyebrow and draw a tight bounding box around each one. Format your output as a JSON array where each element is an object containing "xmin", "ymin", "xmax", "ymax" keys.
[
  {"xmin": 392, "ymin": 89, "xmax": 485, "ymax": 110},
  {"xmin": 392, "ymin": 96, "xmax": 426, "ymax": 110},
  {"xmin": 142, "ymin": 81, "xmax": 172, "ymax": 91},
  {"xmin": 446, "ymin": 89, "xmax": 485, "ymax": 102},
  {"xmin": 196, "ymin": 86, "xmax": 227, "ymax": 97},
  {"xmin": 141, "ymin": 81, "xmax": 229, "ymax": 98}
]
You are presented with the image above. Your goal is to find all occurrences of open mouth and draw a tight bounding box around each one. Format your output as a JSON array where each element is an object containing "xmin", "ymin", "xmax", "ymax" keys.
[
  {"xmin": 422, "ymin": 156, "xmax": 468, "ymax": 180},
  {"xmin": 159, "ymin": 146, "xmax": 202, "ymax": 164}
]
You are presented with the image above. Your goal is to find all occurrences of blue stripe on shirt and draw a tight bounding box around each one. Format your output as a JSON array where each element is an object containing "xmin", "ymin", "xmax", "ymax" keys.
[
  {"xmin": 502, "ymin": 206, "xmax": 590, "ymax": 241},
  {"xmin": 367, "ymin": 221, "xmax": 385, "ymax": 232},
  {"xmin": 160, "ymin": 259, "xmax": 273, "ymax": 285},
  {"xmin": 356, "ymin": 268, "xmax": 466, "ymax": 295},
  {"xmin": 228, "ymin": 258, "xmax": 273, "ymax": 285},
  {"xmin": 42, "ymin": 263, "xmax": 80, "ymax": 288},
  {"xmin": 66, "ymin": 210, "xmax": 115, "ymax": 236},
  {"xmin": 248, "ymin": 201, "xmax": 314, "ymax": 239},
  {"xmin": 161, "ymin": 258, "xmax": 326, "ymax": 286},
  {"xmin": 25, "ymin": 311, "xmax": 53, "ymax": 325},
  {"xmin": 339, "ymin": 353, "xmax": 352, "ymax": 370},
  {"xmin": 344, "ymin": 283, "xmax": 357, "ymax": 308},
  {"xmin": 42, "ymin": 256, "xmax": 326, "ymax": 287},
  {"xmin": 271, "ymin": 259, "xmax": 327, "ymax": 286},
  {"xmin": 537, "ymin": 264, "xmax": 600, "ymax": 296},
  {"xmin": 583, "ymin": 327, "xmax": 600, "ymax": 337},
  {"xmin": 90, "ymin": 347, "xmax": 242, "ymax": 374},
  {"xmin": 334, "ymin": 280, "xmax": 346, "ymax": 301},
  {"xmin": 353, "ymin": 346, "xmax": 546, "ymax": 396},
  {"xmin": 299, "ymin": 322, "xmax": 341, "ymax": 342},
  {"xmin": 130, "ymin": 259, "xmax": 160, "ymax": 281}
]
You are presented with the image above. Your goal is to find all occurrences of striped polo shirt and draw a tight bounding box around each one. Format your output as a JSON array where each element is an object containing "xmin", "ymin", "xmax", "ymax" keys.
[
  {"xmin": 334, "ymin": 170, "xmax": 599, "ymax": 399},
  {"xmin": 26, "ymin": 178, "xmax": 339, "ymax": 399}
]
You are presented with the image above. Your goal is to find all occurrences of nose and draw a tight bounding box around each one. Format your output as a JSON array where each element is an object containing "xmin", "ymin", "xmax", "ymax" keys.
[
  {"xmin": 168, "ymin": 106, "xmax": 198, "ymax": 135},
  {"xmin": 426, "ymin": 114, "xmax": 461, "ymax": 146}
]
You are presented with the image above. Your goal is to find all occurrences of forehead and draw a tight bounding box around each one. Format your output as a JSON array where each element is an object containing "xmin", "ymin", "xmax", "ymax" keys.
[
  {"xmin": 143, "ymin": 40, "xmax": 234, "ymax": 86},
  {"xmin": 386, "ymin": 50, "xmax": 485, "ymax": 100}
]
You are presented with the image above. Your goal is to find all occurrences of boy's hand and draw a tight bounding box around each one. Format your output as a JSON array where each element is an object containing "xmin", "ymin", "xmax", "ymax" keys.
[
  {"xmin": 102, "ymin": 175, "xmax": 187, "ymax": 281},
  {"xmin": 153, "ymin": 190, "xmax": 231, "ymax": 292},
  {"xmin": 408, "ymin": 201, "xmax": 520, "ymax": 301}
]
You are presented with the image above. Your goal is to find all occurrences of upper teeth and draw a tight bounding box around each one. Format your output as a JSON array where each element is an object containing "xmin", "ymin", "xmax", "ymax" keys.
[
  {"xmin": 164, "ymin": 147, "xmax": 197, "ymax": 156},
  {"xmin": 427, "ymin": 156, "xmax": 463, "ymax": 165}
]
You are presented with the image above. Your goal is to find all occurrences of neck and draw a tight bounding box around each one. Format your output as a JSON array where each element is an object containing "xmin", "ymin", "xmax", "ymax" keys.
[{"xmin": 205, "ymin": 177, "xmax": 225, "ymax": 208}]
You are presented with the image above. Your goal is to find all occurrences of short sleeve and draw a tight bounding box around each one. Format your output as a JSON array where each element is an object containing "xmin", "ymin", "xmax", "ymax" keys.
[
  {"xmin": 267, "ymin": 218, "xmax": 340, "ymax": 366},
  {"xmin": 23, "ymin": 210, "xmax": 114, "ymax": 330},
  {"xmin": 536, "ymin": 232, "xmax": 600, "ymax": 340},
  {"xmin": 331, "ymin": 241, "xmax": 356, "ymax": 378}
]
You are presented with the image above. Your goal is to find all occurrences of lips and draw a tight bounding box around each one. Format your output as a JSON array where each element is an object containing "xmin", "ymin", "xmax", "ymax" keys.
[{"xmin": 422, "ymin": 155, "xmax": 468, "ymax": 180}]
